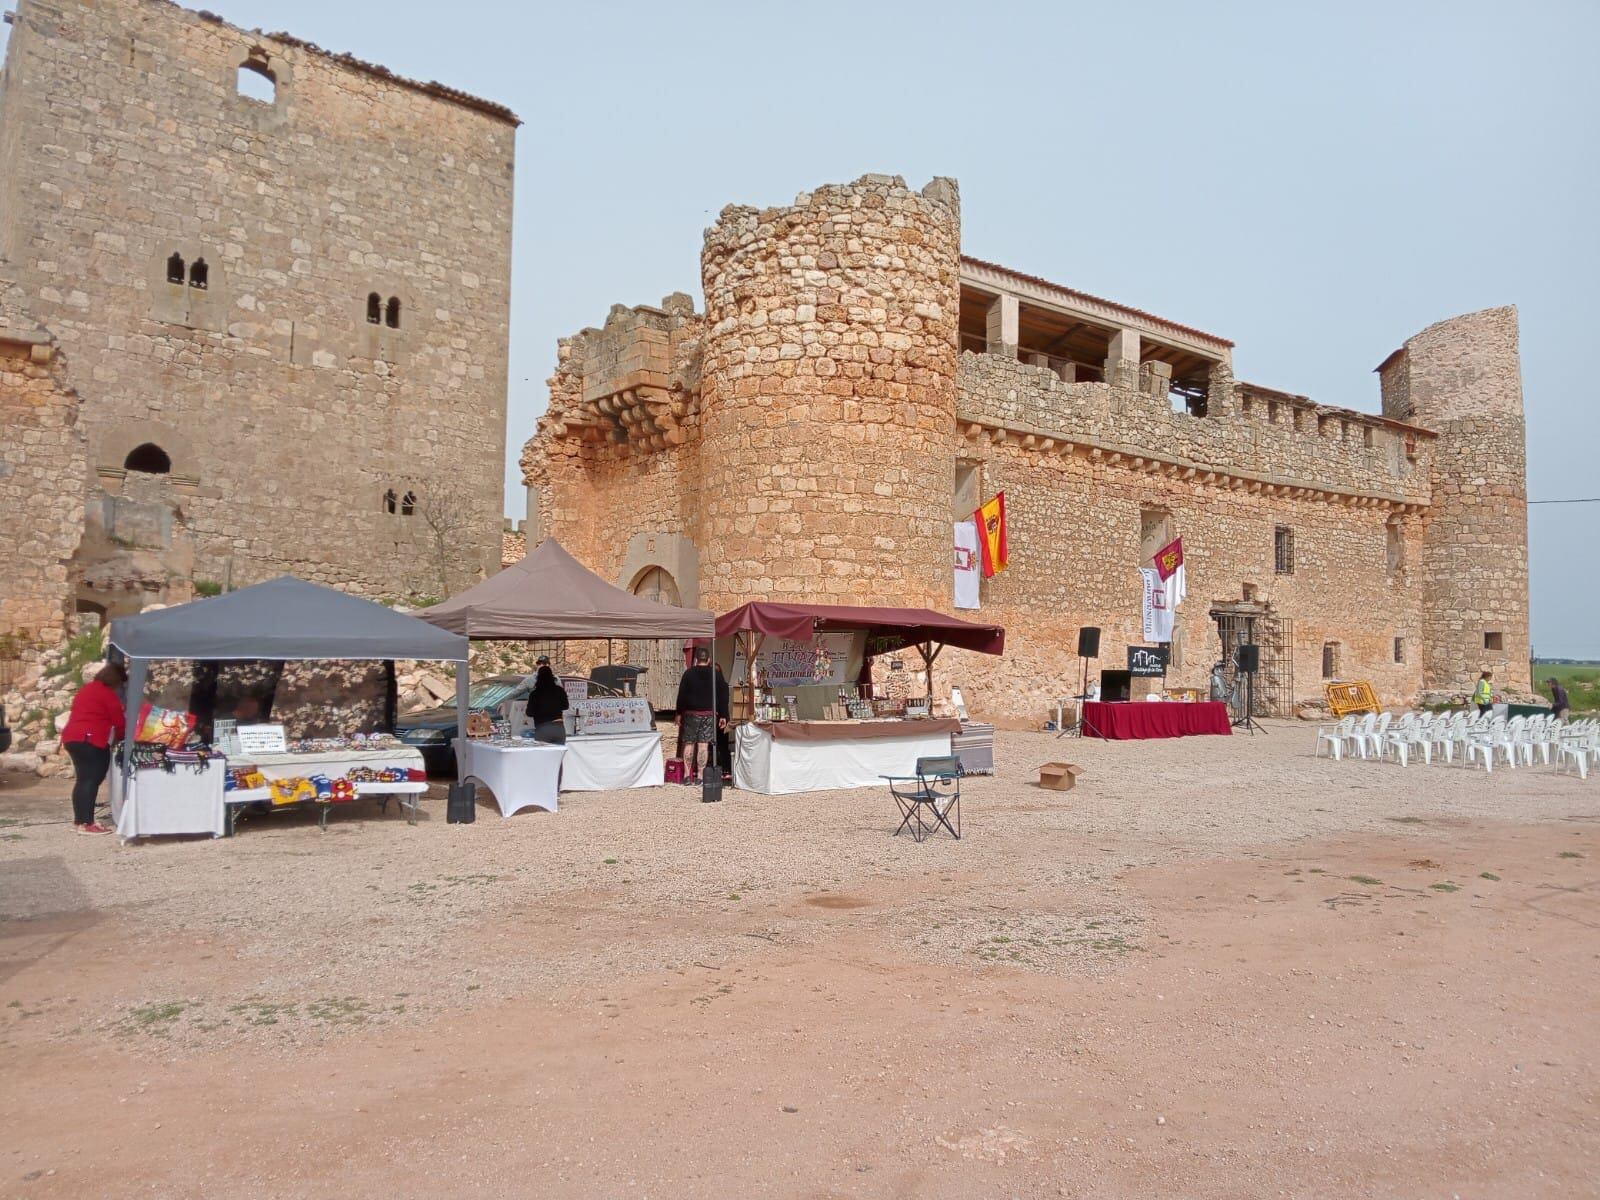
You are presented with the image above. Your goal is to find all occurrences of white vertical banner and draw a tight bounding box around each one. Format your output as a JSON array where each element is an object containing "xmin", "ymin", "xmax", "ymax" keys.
[
  {"xmin": 953, "ymin": 520, "xmax": 981, "ymax": 610},
  {"xmin": 1141, "ymin": 567, "xmax": 1174, "ymax": 643}
]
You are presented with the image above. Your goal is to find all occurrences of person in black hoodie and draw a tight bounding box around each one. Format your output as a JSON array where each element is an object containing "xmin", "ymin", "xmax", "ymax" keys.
[
  {"xmin": 674, "ymin": 647, "xmax": 729, "ymax": 783},
  {"xmin": 527, "ymin": 664, "xmax": 570, "ymax": 744}
]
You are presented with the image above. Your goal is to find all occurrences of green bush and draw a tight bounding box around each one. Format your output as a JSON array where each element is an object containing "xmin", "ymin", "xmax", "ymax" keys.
[{"xmin": 194, "ymin": 579, "xmax": 223, "ymax": 597}]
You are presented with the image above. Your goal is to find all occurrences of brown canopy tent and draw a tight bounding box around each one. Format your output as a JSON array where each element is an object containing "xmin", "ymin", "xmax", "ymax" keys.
[
  {"xmin": 713, "ymin": 601, "xmax": 1005, "ymax": 709},
  {"xmin": 419, "ymin": 538, "xmax": 713, "ymax": 640}
]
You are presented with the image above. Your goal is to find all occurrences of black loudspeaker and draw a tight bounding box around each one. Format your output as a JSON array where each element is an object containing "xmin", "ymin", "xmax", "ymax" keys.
[
  {"xmin": 1236, "ymin": 644, "xmax": 1260, "ymax": 674},
  {"xmin": 446, "ymin": 780, "xmax": 477, "ymax": 824},
  {"xmin": 1078, "ymin": 627, "xmax": 1102, "ymax": 658}
]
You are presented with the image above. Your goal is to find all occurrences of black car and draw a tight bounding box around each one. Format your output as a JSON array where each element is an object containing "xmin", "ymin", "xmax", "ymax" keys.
[{"xmin": 396, "ymin": 672, "xmax": 620, "ymax": 775}]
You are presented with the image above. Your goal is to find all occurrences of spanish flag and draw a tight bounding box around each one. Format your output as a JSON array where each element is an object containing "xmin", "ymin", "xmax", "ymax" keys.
[{"xmin": 976, "ymin": 492, "xmax": 1009, "ymax": 578}]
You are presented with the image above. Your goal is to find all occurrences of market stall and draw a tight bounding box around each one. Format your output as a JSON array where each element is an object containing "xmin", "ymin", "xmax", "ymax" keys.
[
  {"xmin": 421, "ymin": 538, "xmax": 712, "ymax": 797},
  {"xmin": 713, "ymin": 603, "xmax": 1005, "ymax": 795},
  {"xmin": 457, "ymin": 739, "xmax": 565, "ymax": 817},
  {"xmin": 109, "ymin": 577, "xmax": 469, "ymax": 839},
  {"xmin": 1081, "ymin": 699, "xmax": 1232, "ymax": 740}
]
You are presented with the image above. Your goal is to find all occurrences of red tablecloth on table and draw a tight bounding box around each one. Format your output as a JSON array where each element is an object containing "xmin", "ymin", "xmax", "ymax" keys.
[{"xmin": 1082, "ymin": 701, "xmax": 1232, "ymax": 740}]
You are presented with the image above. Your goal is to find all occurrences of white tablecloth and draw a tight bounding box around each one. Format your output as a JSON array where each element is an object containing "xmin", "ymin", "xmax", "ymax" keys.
[
  {"xmin": 733, "ymin": 724, "xmax": 955, "ymax": 795},
  {"xmin": 111, "ymin": 760, "xmax": 227, "ymax": 839},
  {"xmin": 560, "ymin": 731, "xmax": 665, "ymax": 791},
  {"xmin": 457, "ymin": 740, "xmax": 564, "ymax": 817}
]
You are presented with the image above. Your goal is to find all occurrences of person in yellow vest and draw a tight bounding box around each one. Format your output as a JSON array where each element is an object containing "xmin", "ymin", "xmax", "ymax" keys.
[{"xmin": 1473, "ymin": 670, "xmax": 1494, "ymax": 715}]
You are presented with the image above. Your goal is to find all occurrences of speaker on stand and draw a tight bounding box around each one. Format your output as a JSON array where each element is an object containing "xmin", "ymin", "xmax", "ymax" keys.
[
  {"xmin": 1231, "ymin": 643, "xmax": 1266, "ymax": 735},
  {"xmin": 1059, "ymin": 627, "xmax": 1103, "ymax": 738}
]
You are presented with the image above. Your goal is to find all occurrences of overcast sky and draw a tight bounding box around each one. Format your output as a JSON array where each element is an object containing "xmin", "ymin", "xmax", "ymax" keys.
[{"xmin": 6, "ymin": 1, "xmax": 1594, "ymax": 655}]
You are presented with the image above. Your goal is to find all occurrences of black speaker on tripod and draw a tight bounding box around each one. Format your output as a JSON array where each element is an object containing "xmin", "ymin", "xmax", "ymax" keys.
[
  {"xmin": 1060, "ymin": 628, "xmax": 1103, "ymax": 739},
  {"xmin": 1232, "ymin": 644, "xmax": 1265, "ymax": 734}
]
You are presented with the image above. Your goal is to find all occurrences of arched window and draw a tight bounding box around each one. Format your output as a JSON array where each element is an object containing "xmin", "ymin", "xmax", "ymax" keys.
[
  {"xmin": 382, "ymin": 488, "xmax": 398, "ymax": 515},
  {"xmin": 166, "ymin": 253, "xmax": 185, "ymax": 284},
  {"xmin": 124, "ymin": 443, "xmax": 172, "ymax": 474},
  {"xmin": 236, "ymin": 58, "xmax": 277, "ymax": 105},
  {"xmin": 367, "ymin": 293, "xmax": 382, "ymax": 325},
  {"xmin": 385, "ymin": 296, "xmax": 401, "ymax": 329},
  {"xmin": 188, "ymin": 258, "xmax": 208, "ymax": 290},
  {"xmin": 400, "ymin": 491, "xmax": 416, "ymax": 516}
]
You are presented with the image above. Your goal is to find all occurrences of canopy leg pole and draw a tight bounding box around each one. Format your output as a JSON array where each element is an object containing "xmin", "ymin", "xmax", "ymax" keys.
[
  {"xmin": 120, "ymin": 658, "xmax": 148, "ymax": 825},
  {"xmin": 454, "ymin": 661, "xmax": 469, "ymax": 784}
]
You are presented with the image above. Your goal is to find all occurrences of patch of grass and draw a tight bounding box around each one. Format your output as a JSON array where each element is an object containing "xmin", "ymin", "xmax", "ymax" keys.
[
  {"xmin": 193, "ymin": 579, "xmax": 224, "ymax": 597},
  {"xmin": 1386, "ymin": 816, "xmax": 1426, "ymax": 825},
  {"xmin": 120, "ymin": 1000, "xmax": 191, "ymax": 1031},
  {"xmin": 1429, "ymin": 882, "xmax": 1460, "ymax": 893},
  {"xmin": 1480, "ymin": 871, "xmax": 1501, "ymax": 881},
  {"xmin": 44, "ymin": 629, "xmax": 105, "ymax": 678},
  {"xmin": 1349, "ymin": 875, "xmax": 1383, "ymax": 887},
  {"xmin": 0, "ymin": 818, "xmax": 20, "ymax": 828},
  {"xmin": 603, "ymin": 858, "xmax": 618, "ymax": 865},
  {"xmin": 1535, "ymin": 664, "xmax": 1600, "ymax": 715},
  {"xmin": 727, "ymin": 892, "xmax": 741, "ymax": 901},
  {"xmin": 228, "ymin": 998, "xmax": 297, "ymax": 1027},
  {"xmin": 1558, "ymin": 852, "xmax": 1584, "ymax": 860},
  {"xmin": 305, "ymin": 996, "xmax": 377, "ymax": 1026}
]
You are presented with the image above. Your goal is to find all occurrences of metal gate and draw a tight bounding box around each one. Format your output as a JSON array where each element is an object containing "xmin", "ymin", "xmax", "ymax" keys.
[
  {"xmin": 1213, "ymin": 611, "xmax": 1295, "ymax": 719},
  {"xmin": 628, "ymin": 567, "xmax": 685, "ymax": 713}
]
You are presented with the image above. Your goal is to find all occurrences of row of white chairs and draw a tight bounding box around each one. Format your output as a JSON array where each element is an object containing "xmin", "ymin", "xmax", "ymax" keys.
[{"xmin": 1315, "ymin": 710, "xmax": 1599, "ymax": 778}]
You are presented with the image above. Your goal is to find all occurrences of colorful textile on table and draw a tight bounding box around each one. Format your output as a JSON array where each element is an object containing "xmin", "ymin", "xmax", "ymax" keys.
[
  {"xmin": 329, "ymin": 778, "xmax": 357, "ymax": 804},
  {"xmin": 269, "ymin": 778, "xmax": 318, "ymax": 807},
  {"xmin": 135, "ymin": 703, "xmax": 196, "ymax": 749},
  {"xmin": 226, "ymin": 768, "xmax": 267, "ymax": 792},
  {"xmin": 975, "ymin": 493, "xmax": 1009, "ymax": 578}
]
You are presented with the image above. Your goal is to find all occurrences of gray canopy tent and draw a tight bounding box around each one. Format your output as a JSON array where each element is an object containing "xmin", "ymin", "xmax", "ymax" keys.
[
  {"xmin": 108, "ymin": 576, "xmax": 471, "ymax": 787},
  {"xmin": 420, "ymin": 537, "xmax": 713, "ymax": 641}
]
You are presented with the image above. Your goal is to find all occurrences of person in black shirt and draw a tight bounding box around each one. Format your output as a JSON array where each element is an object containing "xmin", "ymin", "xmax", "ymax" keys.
[
  {"xmin": 1547, "ymin": 677, "xmax": 1571, "ymax": 721},
  {"xmin": 527, "ymin": 664, "xmax": 570, "ymax": 744},
  {"xmin": 674, "ymin": 646, "xmax": 729, "ymax": 784}
]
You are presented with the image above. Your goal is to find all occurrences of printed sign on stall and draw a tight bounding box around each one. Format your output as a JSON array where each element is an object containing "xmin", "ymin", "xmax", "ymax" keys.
[
  {"xmin": 730, "ymin": 632, "xmax": 856, "ymax": 688},
  {"xmin": 576, "ymin": 697, "xmax": 654, "ymax": 734},
  {"xmin": 236, "ymin": 724, "xmax": 288, "ymax": 754}
]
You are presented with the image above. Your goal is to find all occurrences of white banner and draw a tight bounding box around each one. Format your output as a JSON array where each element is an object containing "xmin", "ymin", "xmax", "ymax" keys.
[
  {"xmin": 953, "ymin": 520, "xmax": 981, "ymax": 610},
  {"xmin": 576, "ymin": 697, "xmax": 655, "ymax": 734},
  {"xmin": 1141, "ymin": 568, "xmax": 1174, "ymax": 643},
  {"xmin": 731, "ymin": 632, "xmax": 856, "ymax": 688}
]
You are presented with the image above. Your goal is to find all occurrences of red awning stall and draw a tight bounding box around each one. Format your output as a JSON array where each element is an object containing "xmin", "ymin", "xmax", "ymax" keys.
[{"xmin": 712, "ymin": 602, "xmax": 1005, "ymax": 794}]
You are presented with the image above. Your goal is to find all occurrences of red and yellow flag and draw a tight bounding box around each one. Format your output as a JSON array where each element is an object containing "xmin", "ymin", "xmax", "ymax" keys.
[{"xmin": 976, "ymin": 492, "xmax": 1009, "ymax": 578}]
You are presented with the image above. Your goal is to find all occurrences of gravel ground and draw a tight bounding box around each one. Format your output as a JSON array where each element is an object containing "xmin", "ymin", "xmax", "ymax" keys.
[{"xmin": 1, "ymin": 720, "xmax": 1592, "ymax": 1051}]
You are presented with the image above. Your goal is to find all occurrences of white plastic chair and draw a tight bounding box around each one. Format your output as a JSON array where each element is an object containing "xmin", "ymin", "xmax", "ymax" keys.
[
  {"xmin": 1316, "ymin": 715, "xmax": 1355, "ymax": 761},
  {"xmin": 1348, "ymin": 712, "xmax": 1379, "ymax": 760}
]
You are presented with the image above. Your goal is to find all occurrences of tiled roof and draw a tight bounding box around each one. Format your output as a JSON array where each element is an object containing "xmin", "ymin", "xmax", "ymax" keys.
[{"xmin": 960, "ymin": 255, "xmax": 1233, "ymax": 349}]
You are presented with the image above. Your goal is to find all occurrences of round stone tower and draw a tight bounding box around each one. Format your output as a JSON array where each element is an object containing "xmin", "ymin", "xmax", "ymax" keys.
[
  {"xmin": 696, "ymin": 174, "xmax": 962, "ymax": 610},
  {"xmin": 1379, "ymin": 306, "xmax": 1530, "ymax": 696}
]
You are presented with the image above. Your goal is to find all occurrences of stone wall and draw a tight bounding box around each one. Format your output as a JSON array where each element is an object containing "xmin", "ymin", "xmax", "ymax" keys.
[
  {"xmin": 0, "ymin": 0, "xmax": 516, "ymax": 603},
  {"xmin": 0, "ymin": 280, "xmax": 83, "ymax": 646},
  {"xmin": 1381, "ymin": 307, "xmax": 1530, "ymax": 695},
  {"xmin": 696, "ymin": 174, "xmax": 962, "ymax": 609}
]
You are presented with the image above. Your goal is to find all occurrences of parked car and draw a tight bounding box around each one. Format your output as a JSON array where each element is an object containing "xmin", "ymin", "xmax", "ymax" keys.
[
  {"xmin": 396, "ymin": 672, "xmax": 620, "ymax": 775},
  {"xmin": 0, "ymin": 703, "xmax": 10, "ymax": 755}
]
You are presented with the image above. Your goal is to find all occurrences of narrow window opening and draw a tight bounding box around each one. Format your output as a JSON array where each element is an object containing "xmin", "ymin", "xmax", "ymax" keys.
[
  {"xmin": 188, "ymin": 258, "xmax": 208, "ymax": 290},
  {"xmin": 385, "ymin": 296, "xmax": 401, "ymax": 329},
  {"xmin": 383, "ymin": 488, "xmax": 397, "ymax": 515},
  {"xmin": 165, "ymin": 252, "xmax": 185, "ymax": 284},
  {"xmin": 1404, "ymin": 435, "xmax": 1418, "ymax": 462},
  {"xmin": 1266, "ymin": 400, "xmax": 1279, "ymax": 425},
  {"xmin": 1362, "ymin": 425, "xmax": 1374, "ymax": 448},
  {"xmin": 367, "ymin": 293, "xmax": 382, "ymax": 325},
  {"xmin": 1274, "ymin": 525, "xmax": 1294, "ymax": 576},
  {"xmin": 124, "ymin": 443, "xmax": 172, "ymax": 474},
  {"xmin": 1483, "ymin": 631, "xmax": 1503, "ymax": 652},
  {"xmin": 236, "ymin": 58, "xmax": 277, "ymax": 105},
  {"xmin": 1394, "ymin": 636, "xmax": 1406, "ymax": 664},
  {"xmin": 400, "ymin": 490, "xmax": 416, "ymax": 517},
  {"xmin": 1386, "ymin": 519, "xmax": 1405, "ymax": 578},
  {"xmin": 1322, "ymin": 642, "xmax": 1338, "ymax": 680}
]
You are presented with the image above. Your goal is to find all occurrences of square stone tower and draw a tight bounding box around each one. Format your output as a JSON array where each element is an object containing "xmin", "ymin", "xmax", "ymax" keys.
[{"xmin": 0, "ymin": 0, "xmax": 517, "ymax": 616}]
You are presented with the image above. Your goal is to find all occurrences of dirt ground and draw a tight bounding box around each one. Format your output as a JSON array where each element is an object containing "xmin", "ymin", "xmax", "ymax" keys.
[{"xmin": 2, "ymin": 723, "xmax": 1596, "ymax": 1199}]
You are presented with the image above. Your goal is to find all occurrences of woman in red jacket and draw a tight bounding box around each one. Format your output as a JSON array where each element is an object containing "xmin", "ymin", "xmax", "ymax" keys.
[{"xmin": 59, "ymin": 662, "xmax": 128, "ymax": 834}]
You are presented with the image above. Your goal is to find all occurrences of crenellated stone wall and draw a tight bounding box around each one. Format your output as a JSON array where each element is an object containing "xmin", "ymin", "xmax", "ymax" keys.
[
  {"xmin": 696, "ymin": 175, "xmax": 962, "ymax": 609},
  {"xmin": 521, "ymin": 173, "xmax": 1530, "ymax": 723}
]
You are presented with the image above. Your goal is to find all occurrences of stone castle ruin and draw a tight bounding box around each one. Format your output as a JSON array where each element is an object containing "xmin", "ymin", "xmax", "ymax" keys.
[
  {"xmin": 523, "ymin": 174, "xmax": 1530, "ymax": 720},
  {"xmin": 0, "ymin": 0, "xmax": 517, "ymax": 650}
]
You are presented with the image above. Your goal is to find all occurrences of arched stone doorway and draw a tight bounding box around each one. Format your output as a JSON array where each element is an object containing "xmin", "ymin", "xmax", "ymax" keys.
[{"xmin": 629, "ymin": 566, "xmax": 684, "ymax": 711}]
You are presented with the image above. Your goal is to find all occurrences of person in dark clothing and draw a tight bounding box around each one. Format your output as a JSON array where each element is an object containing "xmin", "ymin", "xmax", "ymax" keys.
[
  {"xmin": 674, "ymin": 647, "xmax": 729, "ymax": 783},
  {"xmin": 527, "ymin": 665, "xmax": 570, "ymax": 744},
  {"xmin": 1547, "ymin": 678, "xmax": 1571, "ymax": 721},
  {"xmin": 59, "ymin": 661, "xmax": 128, "ymax": 834}
]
